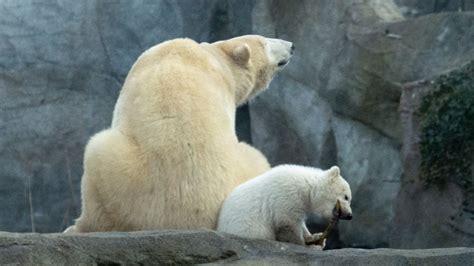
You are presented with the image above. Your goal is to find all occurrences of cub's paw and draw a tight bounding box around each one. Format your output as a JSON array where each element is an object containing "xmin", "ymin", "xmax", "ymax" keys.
[
  {"xmin": 304, "ymin": 232, "xmax": 324, "ymax": 244},
  {"xmin": 307, "ymin": 238, "xmax": 326, "ymax": 251}
]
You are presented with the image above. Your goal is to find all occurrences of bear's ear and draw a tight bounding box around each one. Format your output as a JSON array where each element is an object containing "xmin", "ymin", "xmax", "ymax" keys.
[
  {"xmin": 232, "ymin": 44, "xmax": 251, "ymax": 65},
  {"xmin": 328, "ymin": 166, "xmax": 340, "ymax": 179}
]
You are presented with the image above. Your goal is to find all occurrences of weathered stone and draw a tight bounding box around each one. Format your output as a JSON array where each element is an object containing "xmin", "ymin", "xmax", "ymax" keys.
[
  {"xmin": 332, "ymin": 115, "xmax": 401, "ymax": 248},
  {"xmin": 395, "ymin": 0, "xmax": 474, "ymax": 17},
  {"xmin": 252, "ymin": 0, "xmax": 405, "ymax": 141},
  {"xmin": 392, "ymin": 67, "xmax": 474, "ymax": 248},
  {"xmin": 250, "ymin": 0, "xmax": 474, "ymax": 248},
  {"xmin": 0, "ymin": 230, "xmax": 473, "ymax": 265},
  {"xmin": 250, "ymin": 76, "xmax": 335, "ymax": 168}
]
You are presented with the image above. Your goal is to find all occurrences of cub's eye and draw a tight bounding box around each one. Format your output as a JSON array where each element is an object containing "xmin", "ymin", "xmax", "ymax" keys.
[{"xmin": 344, "ymin": 195, "xmax": 349, "ymax": 201}]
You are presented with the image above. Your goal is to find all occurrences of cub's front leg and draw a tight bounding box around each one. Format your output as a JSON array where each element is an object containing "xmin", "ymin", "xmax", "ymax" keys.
[
  {"xmin": 302, "ymin": 222, "xmax": 326, "ymax": 250},
  {"xmin": 275, "ymin": 223, "xmax": 305, "ymax": 245}
]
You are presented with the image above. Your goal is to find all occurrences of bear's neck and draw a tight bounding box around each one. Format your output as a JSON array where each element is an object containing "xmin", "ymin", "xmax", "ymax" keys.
[{"xmin": 233, "ymin": 74, "xmax": 255, "ymax": 106}]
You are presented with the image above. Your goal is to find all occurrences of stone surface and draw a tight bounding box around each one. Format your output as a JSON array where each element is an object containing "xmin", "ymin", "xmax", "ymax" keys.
[
  {"xmin": 391, "ymin": 69, "xmax": 474, "ymax": 248},
  {"xmin": 331, "ymin": 115, "xmax": 401, "ymax": 248},
  {"xmin": 250, "ymin": 0, "xmax": 474, "ymax": 248},
  {"xmin": 395, "ymin": 0, "xmax": 474, "ymax": 17},
  {"xmin": 0, "ymin": 0, "xmax": 255, "ymax": 233},
  {"xmin": 0, "ymin": 230, "xmax": 473, "ymax": 265}
]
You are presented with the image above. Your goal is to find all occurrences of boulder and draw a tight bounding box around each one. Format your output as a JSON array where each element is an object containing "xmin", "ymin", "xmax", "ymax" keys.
[
  {"xmin": 0, "ymin": 230, "xmax": 473, "ymax": 265},
  {"xmin": 391, "ymin": 63, "xmax": 474, "ymax": 248}
]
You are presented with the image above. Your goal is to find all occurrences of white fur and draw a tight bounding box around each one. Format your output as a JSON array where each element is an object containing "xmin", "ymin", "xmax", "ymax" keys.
[
  {"xmin": 66, "ymin": 35, "xmax": 294, "ymax": 233},
  {"xmin": 265, "ymin": 37, "xmax": 293, "ymax": 67},
  {"xmin": 217, "ymin": 165, "xmax": 352, "ymax": 247}
]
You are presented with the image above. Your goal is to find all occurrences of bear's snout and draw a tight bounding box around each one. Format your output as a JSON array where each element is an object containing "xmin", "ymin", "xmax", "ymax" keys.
[
  {"xmin": 340, "ymin": 213, "xmax": 352, "ymax": 220},
  {"xmin": 265, "ymin": 37, "xmax": 294, "ymax": 68},
  {"xmin": 334, "ymin": 200, "xmax": 352, "ymax": 220}
]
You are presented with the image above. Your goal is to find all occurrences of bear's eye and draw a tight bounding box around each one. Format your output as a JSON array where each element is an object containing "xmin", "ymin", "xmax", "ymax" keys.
[
  {"xmin": 344, "ymin": 195, "xmax": 349, "ymax": 201},
  {"xmin": 277, "ymin": 60, "xmax": 288, "ymax": 67}
]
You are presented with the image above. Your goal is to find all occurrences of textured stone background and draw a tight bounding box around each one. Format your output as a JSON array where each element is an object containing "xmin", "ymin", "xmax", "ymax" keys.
[
  {"xmin": 0, "ymin": 0, "xmax": 473, "ymax": 249},
  {"xmin": 250, "ymin": 0, "xmax": 474, "ymax": 248}
]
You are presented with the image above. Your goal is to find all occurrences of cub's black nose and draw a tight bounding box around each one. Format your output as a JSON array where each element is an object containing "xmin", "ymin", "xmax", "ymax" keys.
[
  {"xmin": 290, "ymin": 44, "xmax": 295, "ymax": 54},
  {"xmin": 345, "ymin": 214, "xmax": 353, "ymax": 220}
]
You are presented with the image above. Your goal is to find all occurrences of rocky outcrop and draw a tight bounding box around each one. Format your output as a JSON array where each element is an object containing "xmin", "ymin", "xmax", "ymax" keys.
[
  {"xmin": 250, "ymin": 0, "xmax": 474, "ymax": 248},
  {"xmin": 0, "ymin": 230, "xmax": 473, "ymax": 265},
  {"xmin": 391, "ymin": 63, "xmax": 474, "ymax": 248}
]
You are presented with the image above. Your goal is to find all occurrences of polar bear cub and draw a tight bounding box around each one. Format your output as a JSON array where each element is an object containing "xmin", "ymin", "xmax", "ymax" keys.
[{"xmin": 217, "ymin": 165, "xmax": 352, "ymax": 248}]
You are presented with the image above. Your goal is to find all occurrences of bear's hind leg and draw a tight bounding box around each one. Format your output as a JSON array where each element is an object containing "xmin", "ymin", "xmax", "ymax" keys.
[
  {"xmin": 72, "ymin": 129, "xmax": 146, "ymax": 232},
  {"xmin": 235, "ymin": 142, "xmax": 270, "ymax": 185}
]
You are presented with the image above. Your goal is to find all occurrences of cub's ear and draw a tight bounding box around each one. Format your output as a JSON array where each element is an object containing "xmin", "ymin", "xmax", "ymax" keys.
[
  {"xmin": 328, "ymin": 166, "xmax": 340, "ymax": 178},
  {"xmin": 232, "ymin": 44, "xmax": 250, "ymax": 65}
]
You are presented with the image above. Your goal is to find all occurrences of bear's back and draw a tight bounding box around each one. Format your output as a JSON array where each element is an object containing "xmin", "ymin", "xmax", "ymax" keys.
[{"xmin": 131, "ymin": 38, "xmax": 218, "ymax": 74}]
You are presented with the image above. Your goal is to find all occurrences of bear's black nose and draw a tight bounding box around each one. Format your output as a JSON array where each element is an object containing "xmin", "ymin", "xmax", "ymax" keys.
[
  {"xmin": 345, "ymin": 214, "xmax": 352, "ymax": 220},
  {"xmin": 290, "ymin": 44, "xmax": 295, "ymax": 54}
]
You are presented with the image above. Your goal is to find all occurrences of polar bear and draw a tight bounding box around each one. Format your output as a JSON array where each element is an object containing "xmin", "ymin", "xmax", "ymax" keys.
[
  {"xmin": 65, "ymin": 35, "xmax": 294, "ymax": 233},
  {"xmin": 217, "ymin": 165, "xmax": 352, "ymax": 248}
]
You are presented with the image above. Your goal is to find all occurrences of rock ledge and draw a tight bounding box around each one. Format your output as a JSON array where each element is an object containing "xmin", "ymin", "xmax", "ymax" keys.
[{"xmin": 0, "ymin": 230, "xmax": 472, "ymax": 265}]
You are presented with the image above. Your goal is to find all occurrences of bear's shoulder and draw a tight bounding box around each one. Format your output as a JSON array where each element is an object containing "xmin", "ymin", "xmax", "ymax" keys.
[{"xmin": 139, "ymin": 38, "xmax": 200, "ymax": 60}]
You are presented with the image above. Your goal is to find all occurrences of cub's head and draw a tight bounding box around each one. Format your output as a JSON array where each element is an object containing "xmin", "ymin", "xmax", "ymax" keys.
[
  {"xmin": 211, "ymin": 35, "xmax": 294, "ymax": 105},
  {"xmin": 311, "ymin": 166, "xmax": 353, "ymax": 221}
]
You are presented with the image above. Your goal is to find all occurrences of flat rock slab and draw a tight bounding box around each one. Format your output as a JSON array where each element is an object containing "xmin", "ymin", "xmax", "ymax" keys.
[{"xmin": 0, "ymin": 230, "xmax": 472, "ymax": 265}]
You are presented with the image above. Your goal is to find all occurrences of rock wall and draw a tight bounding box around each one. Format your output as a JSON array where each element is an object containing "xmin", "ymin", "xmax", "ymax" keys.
[
  {"xmin": 392, "ymin": 63, "xmax": 474, "ymax": 248},
  {"xmin": 250, "ymin": 0, "xmax": 474, "ymax": 248},
  {"xmin": 395, "ymin": 0, "xmax": 474, "ymax": 17}
]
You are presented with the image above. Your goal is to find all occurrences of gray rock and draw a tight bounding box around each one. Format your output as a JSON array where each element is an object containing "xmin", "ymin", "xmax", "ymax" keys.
[
  {"xmin": 250, "ymin": 76, "xmax": 335, "ymax": 168},
  {"xmin": 332, "ymin": 115, "xmax": 401, "ymax": 248},
  {"xmin": 0, "ymin": 0, "xmax": 255, "ymax": 233},
  {"xmin": 250, "ymin": 0, "xmax": 474, "ymax": 248},
  {"xmin": 395, "ymin": 0, "xmax": 474, "ymax": 17},
  {"xmin": 0, "ymin": 230, "xmax": 473, "ymax": 265},
  {"xmin": 392, "ymin": 71, "xmax": 474, "ymax": 248}
]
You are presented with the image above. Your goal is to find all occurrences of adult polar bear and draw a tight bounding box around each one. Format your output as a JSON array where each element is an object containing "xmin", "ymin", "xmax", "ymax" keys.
[{"xmin": 66, "ymin": 35, "xmax": 294, "ymax": 232}]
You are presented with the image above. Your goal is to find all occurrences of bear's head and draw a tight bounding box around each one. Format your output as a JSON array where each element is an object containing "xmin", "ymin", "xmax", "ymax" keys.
[
  {"xmin": 310, "ymin": 166, "xmax": 353, "ymax": 220},
  {"xmin": 211, "ymin": 35, "xmax": 294, "ymax": 105}
]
